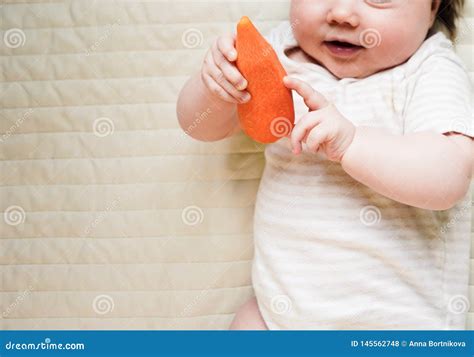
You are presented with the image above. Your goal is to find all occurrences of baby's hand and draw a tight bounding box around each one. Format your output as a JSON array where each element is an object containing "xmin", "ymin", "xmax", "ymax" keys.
[
  {"xmin": 283, "ymin": 77, "xmax": 356, "ymax": 163},
  {"xmin": 201, "ymin": 33, "xmax": 251, "ymax": 104}
]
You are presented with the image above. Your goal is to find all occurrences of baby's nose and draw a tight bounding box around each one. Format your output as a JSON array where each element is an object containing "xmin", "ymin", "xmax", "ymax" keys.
[{"xmin": 326, "ymin": 3, "xmax": 360, "ymax": 28}]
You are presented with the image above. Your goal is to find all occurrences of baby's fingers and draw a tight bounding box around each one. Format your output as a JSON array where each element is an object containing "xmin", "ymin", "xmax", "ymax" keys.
[
  {"xmin": 291, "ymin": 112, "xmax": 323, "ymax": 154},
  {"xmin": 213, "ymin": 40, "xmax": 247, "ymax": 91},
  {"xmin": 306, "ymin": 125, "xmax": 328, "ymax": 154},
  {"xmin": 283, "ymin": 76, "xmax": 328, "ymax": 111},
  {"xmin": 217, "ymin": 33, "xmax": 238, "ymax": 62},
  {"xmin": 204, "ymin": 52, "xmax": 250, "ymax": 103},
  {"xmin": 202, "ymin": 72, "xmax": 238, "ymax": 104}
]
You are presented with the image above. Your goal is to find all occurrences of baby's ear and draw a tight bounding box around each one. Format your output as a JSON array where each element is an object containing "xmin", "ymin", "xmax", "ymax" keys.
[{"xmin": 430, "ymin": 0, "xmax": 442, "ymax": 25}]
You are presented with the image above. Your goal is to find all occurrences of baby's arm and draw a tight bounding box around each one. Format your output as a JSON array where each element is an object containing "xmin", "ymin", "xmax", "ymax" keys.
[
  {"xmin": 177, "ymin": 72, "xmax": 240, "ymax": 142},
  {"xmin": 176, "ymin": 33, "xmax": 250, "ymax": 142},
  {"xmin": 341, "ymin": 127, "xmax": 473, "ymax": 210}
]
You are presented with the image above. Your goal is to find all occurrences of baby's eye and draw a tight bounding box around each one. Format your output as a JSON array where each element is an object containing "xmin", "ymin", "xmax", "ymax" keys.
[{"xmin": 365, "ymin": 0, "xmax": 393, "ymax": 7}]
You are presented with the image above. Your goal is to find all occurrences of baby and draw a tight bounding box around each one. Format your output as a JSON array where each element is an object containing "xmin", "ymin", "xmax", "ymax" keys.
[{"xmin": 177, "ymin": 0, "xmax": 473, "ymax": 330}]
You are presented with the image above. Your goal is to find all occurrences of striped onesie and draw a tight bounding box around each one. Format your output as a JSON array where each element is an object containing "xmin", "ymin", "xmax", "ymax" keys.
[{"xmin": 251, "ymin": 21, "xmax": 473, "ymax": 330}]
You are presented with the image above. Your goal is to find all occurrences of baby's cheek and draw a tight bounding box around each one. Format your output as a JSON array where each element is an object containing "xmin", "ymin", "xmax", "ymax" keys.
[{"xmin": 373, "ymin": 27, "xmax": 424, "ymax": 68}]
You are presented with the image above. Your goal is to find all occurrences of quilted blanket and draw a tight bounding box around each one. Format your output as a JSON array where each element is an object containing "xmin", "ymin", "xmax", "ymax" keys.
[{"xmin": 1, "ymin": 0, "xmax": 473, "ymax": 330}]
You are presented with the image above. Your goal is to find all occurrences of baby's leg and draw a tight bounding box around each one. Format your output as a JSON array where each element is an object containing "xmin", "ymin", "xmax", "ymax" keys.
[{"xmin": 229, "ymin": 296, "xmax": 268, "ymax": 330}]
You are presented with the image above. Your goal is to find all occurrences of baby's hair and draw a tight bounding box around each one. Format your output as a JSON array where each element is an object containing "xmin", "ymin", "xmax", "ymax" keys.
[{"xmin": 432, "ymin": 0, "xmax": 465, "ymax": 41}]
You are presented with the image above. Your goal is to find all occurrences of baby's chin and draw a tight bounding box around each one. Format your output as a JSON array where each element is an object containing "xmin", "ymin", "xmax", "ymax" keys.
[
  {"xmin": 300, "ymin": 46, "xmax": 386, "ymax": 79},
  {"xmin": 323, "ymin": 54, "xmax": 405, "ymax": 79},
  {"xmin": 324, "ymin": 61, "xmax": 377, "ymax": 80}
]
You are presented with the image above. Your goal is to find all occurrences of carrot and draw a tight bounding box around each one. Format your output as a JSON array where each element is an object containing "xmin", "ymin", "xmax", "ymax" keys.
[{"xmin": 235, "ymin": 16, "xmax": 295, "ymax": 144}]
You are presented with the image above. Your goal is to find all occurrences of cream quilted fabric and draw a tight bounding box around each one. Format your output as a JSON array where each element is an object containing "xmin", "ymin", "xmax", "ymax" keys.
[{"xmin": 1, "ymin": 0, "xmax": 472, "ymax": 330}]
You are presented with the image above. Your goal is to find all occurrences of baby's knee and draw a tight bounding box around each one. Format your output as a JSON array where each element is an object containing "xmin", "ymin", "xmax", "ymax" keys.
[
  {"xmin": 229, "ymin": 296, "xmax": 268, "ymax": 330},
  {"xmin": 229, "ymin": 301, "xmax": 250, "ymax": 329}
]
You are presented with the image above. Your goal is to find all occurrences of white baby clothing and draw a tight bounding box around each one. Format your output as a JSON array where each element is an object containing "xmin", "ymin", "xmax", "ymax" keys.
[{"xmin": 251, "ymin": 21, "xmax": 473, "ymax": 330}]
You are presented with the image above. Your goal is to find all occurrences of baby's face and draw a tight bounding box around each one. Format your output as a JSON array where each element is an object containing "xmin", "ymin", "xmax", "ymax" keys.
[{"xmin": 290, "ymin": 0, "xmax": 440, "ymax": 79}]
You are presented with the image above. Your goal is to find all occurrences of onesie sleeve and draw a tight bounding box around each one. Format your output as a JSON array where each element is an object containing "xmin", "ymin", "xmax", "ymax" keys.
[{"xmin": 402, "ymin": 54, "xmax": 473, "ymax": 138}]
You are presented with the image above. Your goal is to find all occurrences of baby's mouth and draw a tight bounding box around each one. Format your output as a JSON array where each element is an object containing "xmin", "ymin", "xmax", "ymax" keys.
[{"xmin": 323, "ymin": 40, "xmax": 364, "ymax": 57}]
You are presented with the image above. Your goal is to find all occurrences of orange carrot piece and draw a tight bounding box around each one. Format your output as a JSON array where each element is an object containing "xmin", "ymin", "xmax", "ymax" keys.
[{"xmin": 236, "ymin": 16, "xmax": 295, "ymax": 144}]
